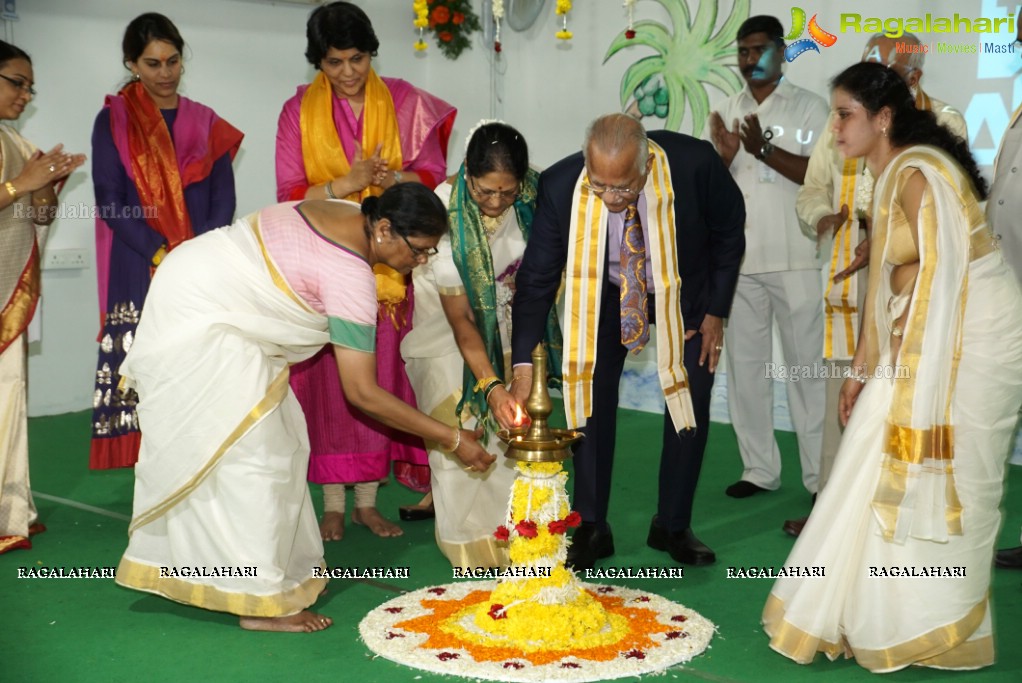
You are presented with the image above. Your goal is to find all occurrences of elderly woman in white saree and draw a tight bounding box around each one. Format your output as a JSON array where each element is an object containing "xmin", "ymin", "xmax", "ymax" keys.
[
  {"xmin": 401, "ymin": 122, "xmax": 561, "ymax": 568},
  {"xmin": 115, "ymin": 184, "xmax": 494, "ymax": 633},
  {"xmin": 763, "ymin": 62, "xmax": 1022, "ymax": 672}
]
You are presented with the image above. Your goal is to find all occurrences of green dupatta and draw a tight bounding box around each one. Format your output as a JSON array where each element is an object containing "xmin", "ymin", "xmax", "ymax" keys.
[{"xmin": 449, "ymin": 166, "xmax": 562, "ymax": 437}]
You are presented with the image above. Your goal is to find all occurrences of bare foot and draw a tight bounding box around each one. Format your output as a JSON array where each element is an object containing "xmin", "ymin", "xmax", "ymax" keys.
[
  {"xmin": 319, "ymin": 511, "xmax": 344, "ymax": 542},
  {"xmin": 352, "ymin": 506, "xmax": 403, "ymax": 537},
  {"xmin": 240, "ymin": 611, "xmax": 332, "ymax": 632}
]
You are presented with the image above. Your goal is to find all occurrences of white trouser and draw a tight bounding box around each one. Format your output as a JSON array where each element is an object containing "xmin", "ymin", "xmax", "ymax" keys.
[{"xmin": 725, "ymin": 270, "xmax": 825, "ymax": 492}]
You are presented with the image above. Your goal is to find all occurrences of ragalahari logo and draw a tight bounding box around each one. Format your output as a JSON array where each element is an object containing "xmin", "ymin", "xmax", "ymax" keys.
[{"xmin": 784, "ymin": 7, "xmax": 837, "ymax": 62}]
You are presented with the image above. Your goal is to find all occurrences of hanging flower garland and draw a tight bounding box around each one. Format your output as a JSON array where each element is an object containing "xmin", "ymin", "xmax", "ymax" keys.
[
  {"xmin": 624, "ymin": 0, "xmax": 637, "ymax": 39},
  {"xmin": 555, "ymin": 0, "xmax": 573, "ymax": 41},
  {"xmin": 413, "ymin": 0, "xmax": 429, "ymax": 51},
  {"xmin": 492, "ymin": 0, "xmax": 504, "ymax": 53},
  {"xmin": 420, "ymin": 0, "xmax": 481, "ymax": 60}
]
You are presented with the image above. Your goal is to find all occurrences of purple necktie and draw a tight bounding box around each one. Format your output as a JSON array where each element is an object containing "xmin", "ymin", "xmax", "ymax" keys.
[{"xmin": 620, "ymin": 202, "xmax": 649, "ymax": 353}]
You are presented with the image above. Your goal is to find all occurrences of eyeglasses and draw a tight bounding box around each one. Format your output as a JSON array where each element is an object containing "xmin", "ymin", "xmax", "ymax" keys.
[
  {"xmin": 0, "ymin": 74, "xmax": 36, "ymax": 96},
  {"xmin": 581, "ymin": 179, "xmax": 643, "ymax": 199},
  {"xmin": 468, "ymin": 176, "xmax": 520, "ymax": 201},
  {"xmin": 399, "ymin": 233, "xmax": 439, "ymax": 259}
]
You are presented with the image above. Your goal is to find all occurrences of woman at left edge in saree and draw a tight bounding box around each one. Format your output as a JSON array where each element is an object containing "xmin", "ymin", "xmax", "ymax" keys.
[
  {"xmin": 0, "ymin": 40, "xmax": 86, "ymax": 554},
  {"xmin": 275, "ymin": 1, "xmax": 456, "ymax": 541},
  {"xmin": 89, "ymin": 12, "xmax": 243, "ymax": 469}
]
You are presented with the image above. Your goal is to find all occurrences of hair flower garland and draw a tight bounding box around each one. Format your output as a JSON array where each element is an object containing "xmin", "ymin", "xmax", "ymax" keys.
[
  {"xmin": 419, "ymin": 0, "xmax": 481, "ymax": 59},
  {"xmin": 413, "ymin": 0, "xmax": 429, "ymax": 51},
  {"xmin": 555, "ymin": 0, "xmax": 573, "ymax": 40}
]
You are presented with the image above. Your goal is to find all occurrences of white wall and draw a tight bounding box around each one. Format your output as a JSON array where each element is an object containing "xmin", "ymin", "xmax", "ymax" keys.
[{"xmin": 6, "ymin": 0, "xmax": 1018, "ymax": 415}]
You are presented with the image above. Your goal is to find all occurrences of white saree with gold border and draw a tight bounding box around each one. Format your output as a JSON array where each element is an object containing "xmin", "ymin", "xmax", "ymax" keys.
[
  {"xmin": 561, "ymin": 141, "xmax": 695, "ymax": 433},
  {"xmin": 116, "ymin": 214, "xmax": 331, "ymax": 617},
  {"xmin": 763, "ymin": 147, "xmax": 1022, "ymax": 672}
]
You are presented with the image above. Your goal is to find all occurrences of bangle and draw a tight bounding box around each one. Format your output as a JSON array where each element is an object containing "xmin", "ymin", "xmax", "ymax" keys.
[
  {"xmin": 484, "ymin": 381, "xmax": 505, "ymax": 401},
  {"xmin": 510, "ymin": 374, "xmax": 530, "ymax": 386},
  {"xmin": 891, "ymin": 325, "xmax": 904, "ymax": 338},
  {"xmin": 444, "ymin": 427, "xmax": 461, "ymax": 453},
  {"xmin": 324, "ymin": 180, "xmax": 338, "ymax": 200},
  {"xmin": 474, "ymin": 375, "xmax": 501, "ymax": 393},
  {"xmin": 4, "ymin": 181, "xmax": 16, "ymax": 199},
  {"xmin": 853, "ymin": 375, "xmax": 868, "ymax": 385}
]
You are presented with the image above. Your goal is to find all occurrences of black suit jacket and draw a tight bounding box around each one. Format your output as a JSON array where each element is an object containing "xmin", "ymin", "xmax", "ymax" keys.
[{"xmin": 512, "ymin": 130, "xmax": 746, "ymax": 365}]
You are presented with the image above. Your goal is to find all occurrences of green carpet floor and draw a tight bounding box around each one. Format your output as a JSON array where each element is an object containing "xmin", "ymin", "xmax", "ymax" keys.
[{"xmin": 2, "ymin": 409, "xmax": 1020, "ymax": 682}]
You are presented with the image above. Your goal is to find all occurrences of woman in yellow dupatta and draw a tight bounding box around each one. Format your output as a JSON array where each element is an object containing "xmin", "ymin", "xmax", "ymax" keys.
[
  {"xmin": 764, "ymin": 62, "xmax": 1022, "ymax": 673},
  {"xmin": 275, "ymin": 1, "xmax": 456, "ymax": 541}
]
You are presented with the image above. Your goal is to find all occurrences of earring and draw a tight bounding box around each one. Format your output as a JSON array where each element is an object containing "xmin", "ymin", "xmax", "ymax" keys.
[
  {"xmin": 882, "ymin": 126, "xmax": 888, "ymax": 137},
  {"xmin": 376, "ymin": 236, "xmax": 381, "ymax": 244},
  {"xmin": 132, "ymin": 72, "xmax": 140, "ymax": 81}
]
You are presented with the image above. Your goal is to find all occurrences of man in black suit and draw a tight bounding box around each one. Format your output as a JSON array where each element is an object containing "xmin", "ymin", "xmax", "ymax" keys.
[{"xmin": 510, "ymin": 114, "xmax": 745, "ymax": 569}]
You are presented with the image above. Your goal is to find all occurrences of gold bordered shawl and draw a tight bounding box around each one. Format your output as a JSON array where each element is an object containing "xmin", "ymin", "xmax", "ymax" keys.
[
  {"xmin": 864, "ymin": 146, "xmax": 973, "ymax": 543},
  {"xmin": 823, "ymin": 157, "xmax": 863, "ymax": 360},
  {"xmin": 561, "ymin": 141, "xmax": 695, "ymax": 432},
  {"xmin": 299, "ymin": 70, "xmax": 407, "ymax": 320}
]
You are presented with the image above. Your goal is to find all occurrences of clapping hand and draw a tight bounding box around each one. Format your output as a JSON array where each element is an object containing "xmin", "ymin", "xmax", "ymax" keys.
[
  {"xmin": 834, "ymin": 237, "xmax": 870, "ymax": 282},
  {"xmin": 709, "ymin": 112, "xmax": 740, "ymax": 166},
  {"xmin": 17, "ymin": 145, "xmax": 86, "ymax": 193},
  {"xmin": 738, "ymin": 114, "xmax": 768, "ymax": 156},
  {"xmin": 816, "ymin": 204, "xmax": 850, "ymax": 240},
  {"xmin": 347, "ymin": 142, "xmax": 384, "ymax": 193}
]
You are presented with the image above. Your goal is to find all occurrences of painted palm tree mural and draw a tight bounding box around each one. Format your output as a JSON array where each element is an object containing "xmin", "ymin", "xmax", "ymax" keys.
[{"xmin": 605, "ymin": 0, "xmax": 750, "ymax": 137}]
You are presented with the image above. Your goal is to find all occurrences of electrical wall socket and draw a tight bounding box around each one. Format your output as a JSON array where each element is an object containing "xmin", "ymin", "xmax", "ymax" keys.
[{"xmin": 43, "ymin": 249, "xmax": 89, "ymax": 271}]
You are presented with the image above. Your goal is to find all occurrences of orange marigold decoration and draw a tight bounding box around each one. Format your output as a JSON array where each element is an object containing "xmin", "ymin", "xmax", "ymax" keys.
[
  {"xmin": 419, "ymin": 0, "xmax": 480, "ymax": 59},
  {"xmin": 360, "ymin": 458, "xmax": 716, "ymax": 680}
]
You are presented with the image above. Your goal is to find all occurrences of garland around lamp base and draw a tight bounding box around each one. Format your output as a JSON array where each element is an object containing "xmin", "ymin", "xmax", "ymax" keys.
[{"xmin": 360, "ymin": 346, "xmax": 714, "ymax": 680}]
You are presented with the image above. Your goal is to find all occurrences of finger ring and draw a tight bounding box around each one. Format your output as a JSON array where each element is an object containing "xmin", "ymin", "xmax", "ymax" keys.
[
  {"xmin": 715, "ymin": 345, "xmax": 723, "ymax": 351},
  {"xmin": 48, "ymin": 165, "xmax": 56, "ymax": 173},
  {"xmin": 463, "ymin": 466, "xmax": 474, "ymax": 472}
]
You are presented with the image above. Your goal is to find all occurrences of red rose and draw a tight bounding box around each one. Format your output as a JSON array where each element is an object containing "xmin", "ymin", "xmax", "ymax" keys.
[
  {"xmin": 439, "ymin": 31, "xmax": 454, "ymax": 42},
  {"xmin": 564, "ymin": 511, "xmax": 582, "ymax": 528},
  {"xmin": 515, "ymin": 520, "xmax": 538, "ymax": 538},
  {"xmin": 548, "ymin": 519, "xmax": 568, "ymax": 535},
  {"xmin": 431, "ymin": 6, "xmax": 451, "ymax": 24},
  {"xmin": 488, "ymin": 603, "xmax": 508, "ymax": 620},
  {"xmin": 494, "ymin": 525, "xmax": 510, "ymax": 541},
  {"xmin": 452, "ymin": 11, "xmax": 464, "ymax": 25}
]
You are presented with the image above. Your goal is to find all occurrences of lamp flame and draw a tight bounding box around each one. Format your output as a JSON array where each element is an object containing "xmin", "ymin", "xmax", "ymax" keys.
[{"xmin": 513, "ymin": 404, "xmax": 525, "ymax": 427}]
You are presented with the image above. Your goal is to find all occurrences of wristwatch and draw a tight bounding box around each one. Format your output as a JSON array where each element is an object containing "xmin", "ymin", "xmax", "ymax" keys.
[{"xmin": 755, "ymin": 141, "xmax": 774, "ymax": 161}]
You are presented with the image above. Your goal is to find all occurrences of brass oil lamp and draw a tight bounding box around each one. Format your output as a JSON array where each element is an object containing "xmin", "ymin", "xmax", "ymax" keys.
[{"xmin": 497, "ymin": 343, "xmax": 582, "ymax": 461}]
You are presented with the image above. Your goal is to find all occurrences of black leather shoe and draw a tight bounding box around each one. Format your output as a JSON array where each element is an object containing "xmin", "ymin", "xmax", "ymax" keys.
[
  {"xmin": 566, "ymin": 523, "xmax": 614, "ymax": 570},
  {"xmin": 647, "ymin": 516, "xmax": 715, "ymax": 566},
  {"xmin": 725, "ymin": 480, "xmax": 769, "ymax": 498},
  {"xmin": 398, "ymin": 504, "xmax": 435, "ymax": 522},
  {"xmin": 782, "ymin": 516, "xmax": 808, "ymax": 537},
  {"xmin": 995, "ymin": 546, "xmax": 1022, "ymax": 569}
]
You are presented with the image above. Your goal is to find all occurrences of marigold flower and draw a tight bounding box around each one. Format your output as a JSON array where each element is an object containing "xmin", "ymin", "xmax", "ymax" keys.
[
  {"xmin": 431, "ymin": 6, "xmax": 451, "ymax": 23},
  {"xmin": 452, "ymin": 11, "xmax": 464, "ymax": 25},
  {"xmin": 439, "ymin": 31, "xmax": 454, "ymax": 42}
]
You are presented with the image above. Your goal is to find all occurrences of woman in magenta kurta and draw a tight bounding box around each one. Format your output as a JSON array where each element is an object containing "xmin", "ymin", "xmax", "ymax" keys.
[{"xmin": 274, "ymin": 1, "xmax": 455, "ymax": 540}]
